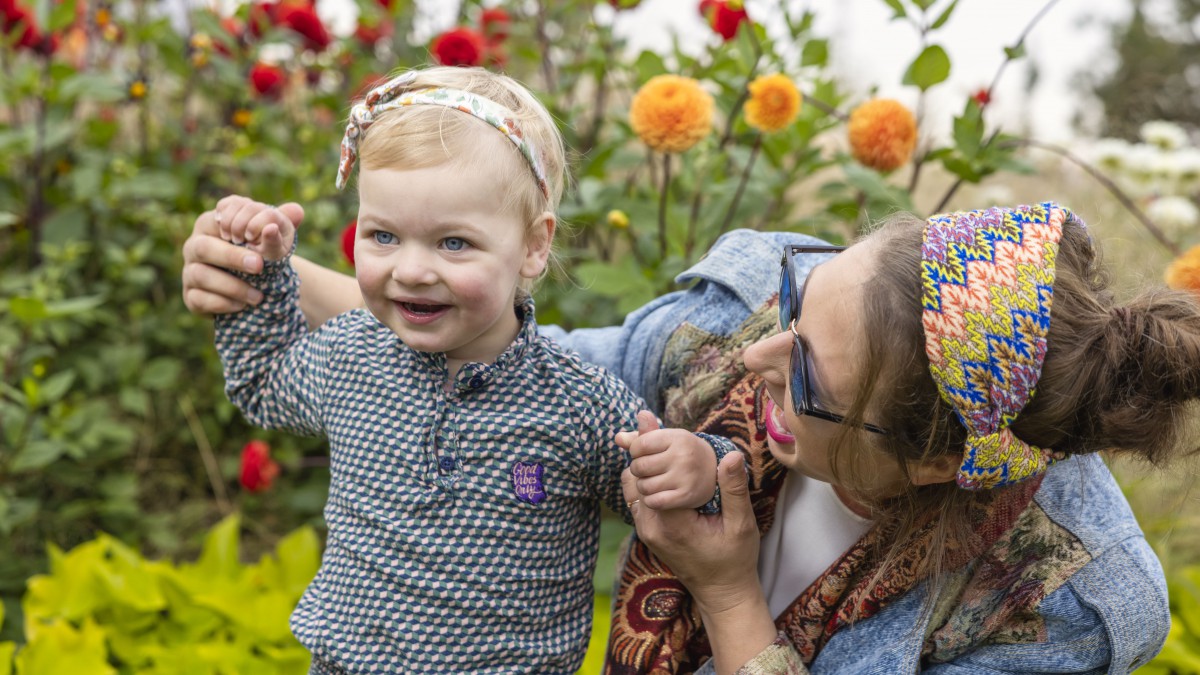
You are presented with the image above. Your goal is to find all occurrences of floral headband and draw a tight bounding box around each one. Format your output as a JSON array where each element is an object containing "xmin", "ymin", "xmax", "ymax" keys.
[
  {"xmin": 921, "ymin": 202, "xmax": 1074, "ymax": 490},
  {"xmin": 335, "ymin": 71, "xmax": 550, "ymax": 199}
]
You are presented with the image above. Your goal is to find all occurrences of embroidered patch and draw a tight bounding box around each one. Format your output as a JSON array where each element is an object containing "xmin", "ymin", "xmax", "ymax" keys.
[{"xmin": 511, "ymin": 462, "xmax": 546, "ymax": 504}]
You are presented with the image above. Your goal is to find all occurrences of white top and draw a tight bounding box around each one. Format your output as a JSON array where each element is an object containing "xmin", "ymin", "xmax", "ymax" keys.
[{"xmin": 757, "ymin": 472, "xmax": 874, "ymax": 619}]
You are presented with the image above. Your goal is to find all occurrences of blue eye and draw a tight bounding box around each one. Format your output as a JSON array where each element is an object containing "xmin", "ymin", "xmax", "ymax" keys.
[
  {"xmin": 373, "ymin": 231, "xmax": 396, "ymax": 245},
  {"xmin": 443, "ymin": 237, "xmax": 467, "ymax": 251}
]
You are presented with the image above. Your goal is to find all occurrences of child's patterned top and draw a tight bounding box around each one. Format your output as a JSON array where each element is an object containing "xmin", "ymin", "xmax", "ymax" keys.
[{"xmin": 213, "ymin": 255, "xmax": 730, "ymax": 674}]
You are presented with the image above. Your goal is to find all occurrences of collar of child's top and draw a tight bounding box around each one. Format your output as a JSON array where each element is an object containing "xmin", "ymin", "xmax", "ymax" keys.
[
  {"xmin": 403, "ymin": 296, "xmax": 539, "ymax": 392},
  {"xmin": 335, "ymin": 71, "xmax": 550, "ymax": 200},
  {"xmin": 921, "ymin": 201, "xmax": 1075, "ymax": 491}
]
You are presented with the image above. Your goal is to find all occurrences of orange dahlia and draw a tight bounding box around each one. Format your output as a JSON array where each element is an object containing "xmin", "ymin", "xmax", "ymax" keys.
[
  {"xmin": 744, "ymin": 73, "xmax": 801, "ymax": 133},
  {"xmin": 629, "ymin": 75, "xmax": 713, "ymax": 154},
  {"xmin": 847, "ymin": 98, "xmax": 918, "ymax": 172},
  {"xmin": 1165, "ymin": 244, "xmax": 1200, "ymax": 294}
]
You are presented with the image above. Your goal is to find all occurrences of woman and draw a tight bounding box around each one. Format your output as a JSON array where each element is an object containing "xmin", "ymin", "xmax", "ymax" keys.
[{"xmin": 182, "ymin": 201, "xmax": 1185, "ymax": 672}]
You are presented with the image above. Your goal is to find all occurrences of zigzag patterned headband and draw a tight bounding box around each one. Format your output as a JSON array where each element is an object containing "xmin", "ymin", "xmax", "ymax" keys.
[
  {"xmin": 336, "ymin": 71, "xmax": 550, "ymax": 199},
  {"xmin": 921, "ymin": 202, "xmax": 1073, "ymax": 490}
]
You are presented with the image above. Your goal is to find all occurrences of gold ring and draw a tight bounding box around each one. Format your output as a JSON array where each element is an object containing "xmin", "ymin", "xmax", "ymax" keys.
[{"xmin": 627, "ymin": 499, "xmax": 641, "ymax": 510}]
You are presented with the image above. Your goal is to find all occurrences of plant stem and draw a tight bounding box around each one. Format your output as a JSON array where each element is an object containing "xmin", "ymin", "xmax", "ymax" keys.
[
  {"xmin": 28, "ymin": 55, "xmax": 51, "ymax": 268},
  {"xmin": 985, "ymin": 0, "xmax": 1062, "ymax": 100},
  {"xmin": 534, "ymin": 0, "xmax": 558, "ymax": 94},
  {"xmin": 804, "ymin": 94, "xmax": 848, "ymax": 122},
  {"xmin": 578, "ymin": 19, "xmax": 614, "ymax": 159},
  {"xmin": 933, "ymin": 0, "xmax": 1061, "ymax": 215},
  {"xmin": 717, "ymin": 133, "xmax": 763, "ymax": 240},
  {"xmin": 179, "ymin": 394, "xmax": 233, "ymax": 515},
  {"xmin": 1000, "ymin": 138, "xmax": 1181, "ymax": 256},
  {"xmin": 657, "ymin": 153, "xmax": 671, "ymax": 259}
]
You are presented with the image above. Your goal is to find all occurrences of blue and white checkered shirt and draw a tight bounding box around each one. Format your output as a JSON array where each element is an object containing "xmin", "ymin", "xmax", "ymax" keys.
[{"xmin": 214, "ymin": 256, "xmax": 728, "ymax": 673}]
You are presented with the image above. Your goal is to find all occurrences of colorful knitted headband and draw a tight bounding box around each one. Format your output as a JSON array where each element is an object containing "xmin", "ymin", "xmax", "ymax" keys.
[
  {"xmin": 921, "ymin": 202, "xmax": 1074, "ymax": 490},
  {"xmin": 335, "ymin": 71, "xmax": 550, "ymax": 198}
]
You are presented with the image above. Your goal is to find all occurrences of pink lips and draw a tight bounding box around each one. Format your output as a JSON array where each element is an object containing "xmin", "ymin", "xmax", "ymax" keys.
[
  {"xmin": 764, "ymin": 398, "xmax": 796, "ymax": 443},
  {"xmin": 394, "ymin": 301, "xmax": 450, "ymax": 325}
]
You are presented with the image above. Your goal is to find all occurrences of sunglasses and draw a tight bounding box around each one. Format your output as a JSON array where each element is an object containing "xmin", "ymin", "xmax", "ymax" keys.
[{"xmin": 779, "ymin": 245, "xmax": 888, "ymax": 435}]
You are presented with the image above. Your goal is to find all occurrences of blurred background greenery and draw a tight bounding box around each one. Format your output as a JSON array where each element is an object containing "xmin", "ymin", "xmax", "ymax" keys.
[{"xmin": 1, "ymin": 0, "xmax": 1199, "ymax": 672}]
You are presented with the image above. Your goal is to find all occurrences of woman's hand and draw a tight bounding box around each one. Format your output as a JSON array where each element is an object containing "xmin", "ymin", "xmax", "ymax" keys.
[
  {"xmin": 181, "ymin": 196, "xmax": 305, "ymax": 315},
  {"xmin": 623, "ymin": 452, "xmax": 779, "ymax": 673},
  {"xmin": 622, "ymin": 451, "xmax": 763, "ymax": 612}
]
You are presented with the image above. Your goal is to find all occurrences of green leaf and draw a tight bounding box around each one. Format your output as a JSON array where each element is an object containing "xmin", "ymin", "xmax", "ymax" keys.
[
  {"xmin": 38, "ymin": 371, "xmax": 75, "ymax": 405},
  {"xmin": 58, "ymin": 73, "xmax": 128, "ymax": 103},
  {"xmin": 953, "ymin": 105, "xmax": 984, "ymax": 159},
  {"xmin": 1004, "ymin": 43, "xmax": 1026, "ymax": 60},
  {"xmin": 902, "ymin": 45, "xmax": 951, "ymax": 91},
  {"xmin": 275, "ymin": 526, "xmax": 321, "ymax": 597},
  {"xmin": 13, "ymin": 618, "xmax": 115, "ymax": 675},
  {"xmin": 195, "ymin": 514, "xmax": 241, "ymax": 580},
  {"xmin": 108, "ymin": 170, "xmax": 181, "ymax": 201},
  {"xmin": 800, "ymin": 39, "xmax": 828, "ymax": 67},
  {"xmin": 7, "ymin": 297, "xmax": 47, "ymax": 325},
  {"xmin": 41, "ymin": 205, "xmax": 88, "ymax": 243},
  {"xmin": 140, "ymin": 358, "xmax": 182, "ymax": 391},
  {"xmin": 880, "ymin": 0, "xmax": 906, "ymax": 19},
  {"xmin": 48, "ymin": 0, "xmax": 76, "ymax": 32},
  {"xmin": 45, "ymin": 295, "xmax": 105, "ymax": 318},
  {"xmin": 912, "ymin": 0, "xmax": 936, "ymax": 9},
  {"xmin": 0, "ymin": 642, "xmax": 12, "ymax": 675},
  {"xmin": 634, "ymin": 50, "xmax": 666, "ymax": 83},
  {"xmin": 930, "ymin": 0, "xmax": 959, "ymax": 29},
  {"xmin": 573, "ymin": 260, "xmax": 657, "ymax": 315},
  {"xmin": 11, "ymin": 440, "xmax": 67, "ymax": 472}
]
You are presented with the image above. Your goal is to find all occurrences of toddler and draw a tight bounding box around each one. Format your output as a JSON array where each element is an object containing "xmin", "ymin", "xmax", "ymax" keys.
[{"xmin": 210, "ymin": 67, "xmax": 732, "ymax": 674}]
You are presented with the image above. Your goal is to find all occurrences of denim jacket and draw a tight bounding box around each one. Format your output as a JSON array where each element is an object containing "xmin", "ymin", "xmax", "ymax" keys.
[{"xmin": 545, "ymin": 229, "xmax": 1169, "ymax": 674}]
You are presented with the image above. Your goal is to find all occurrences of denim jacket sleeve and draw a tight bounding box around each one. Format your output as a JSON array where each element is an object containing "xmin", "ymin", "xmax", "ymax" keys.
[{"xmin": 541, "ymin": 229, "xmax": 830, "ymax": 413}]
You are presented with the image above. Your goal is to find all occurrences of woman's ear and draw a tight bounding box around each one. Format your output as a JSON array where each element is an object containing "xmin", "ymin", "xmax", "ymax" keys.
[
  {"xmin": 908, "ymin": 454, "xmax": 960, "ymax": 486},
  {"xmin": 521, "ymin": 212, "xmax": 556, "ymax": 279}
]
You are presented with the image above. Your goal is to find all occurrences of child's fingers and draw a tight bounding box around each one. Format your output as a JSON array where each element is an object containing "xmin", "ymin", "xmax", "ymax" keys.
[
  {"xmin": 228, "ymin": 200, "xmax": 268, "ymax": 244},
  {"xmin": 259, "ymin": 223, "xmax": 286, "ymax": 260},
  {"xmin": 636, "ymin": 410, "xmax": 660, "ymax": 435},
  {"xmin": 245, "ymin": 207, "xmax": 293, "ymax": 244},
  {"xmin": 628, "ymin": 451, "xmax": 669, "ymax": 479},
  {"xmin": 214, "ymin": 195, "xmax": 249, "ymax": 241},
  {"xmin": 626, "ymin": 429, "xmax": 681, "ymax": 459}
]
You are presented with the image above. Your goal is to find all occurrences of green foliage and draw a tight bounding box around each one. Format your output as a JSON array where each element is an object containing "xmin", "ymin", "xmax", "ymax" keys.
[{"xmin": 4, "ymin": 515, "xmax": 317, "ymax": 674}]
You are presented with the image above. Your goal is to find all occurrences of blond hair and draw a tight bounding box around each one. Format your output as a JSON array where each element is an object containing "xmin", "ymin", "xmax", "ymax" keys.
[{"xmin": 354, "ymin": 67, "xmax": 565, "ymax": 232}]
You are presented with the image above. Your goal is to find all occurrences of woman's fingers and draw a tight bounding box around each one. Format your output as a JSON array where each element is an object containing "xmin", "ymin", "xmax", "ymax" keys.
[
  {"xmin": 184, "ymin": 287, "xmax": 247, "ymax": 315},
  {"xmin": 181, "ymin": 263, "xmax": 261, "ymax": 313},
  {"xmin": 714, "ymin": 452, "xmax": 753, "ymax": 528}
]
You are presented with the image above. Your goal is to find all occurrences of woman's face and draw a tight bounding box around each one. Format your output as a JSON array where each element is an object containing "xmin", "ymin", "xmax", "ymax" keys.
[{"xmin": 744, "ymin": 241, "xmax": 914, "ymax": 496}]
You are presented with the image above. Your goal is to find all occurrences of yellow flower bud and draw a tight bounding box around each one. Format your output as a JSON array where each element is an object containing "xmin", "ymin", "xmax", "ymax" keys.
[{"xmin": 607, "ymin": 209, "xmax": 630, "ymax": 229}]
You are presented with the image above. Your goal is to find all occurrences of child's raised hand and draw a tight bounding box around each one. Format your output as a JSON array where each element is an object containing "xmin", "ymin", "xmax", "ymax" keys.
[
  {"xmin": 213, "ymin": 195, "xmax": 299, "ymax": 262},
  {"xmin": 617, "ymin": 410, "xmax": 718, "ymax": 511}
]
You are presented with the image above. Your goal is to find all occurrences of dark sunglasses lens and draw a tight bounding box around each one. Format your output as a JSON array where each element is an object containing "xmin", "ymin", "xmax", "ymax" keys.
[
  {"xmin": 779, "ymin": 266, "xmax": 793, "ymax": 329},
  {"xmin": 790, "ymin": 337, "xmax": 806, "ymax": 416}
]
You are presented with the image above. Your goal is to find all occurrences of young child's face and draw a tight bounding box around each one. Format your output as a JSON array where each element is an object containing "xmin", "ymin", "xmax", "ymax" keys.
[{"xmin": 354, "ymin": 161, "xmax": 546, "ymax": 364}]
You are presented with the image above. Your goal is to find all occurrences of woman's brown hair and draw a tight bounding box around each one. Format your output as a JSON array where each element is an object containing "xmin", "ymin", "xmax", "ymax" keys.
[{"xmin": 829, "ymin": 210, "xmax": 1200, "ymax": 586}]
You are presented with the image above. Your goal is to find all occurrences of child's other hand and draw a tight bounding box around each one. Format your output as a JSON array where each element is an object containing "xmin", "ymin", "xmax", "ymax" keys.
[
  {"xmin": 213, "ymin": 195, "xmax": 301, "ymax": 262},
  {"xmin": 619, "ymin": 410, "xmax": 718, "ymax": 511}
]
